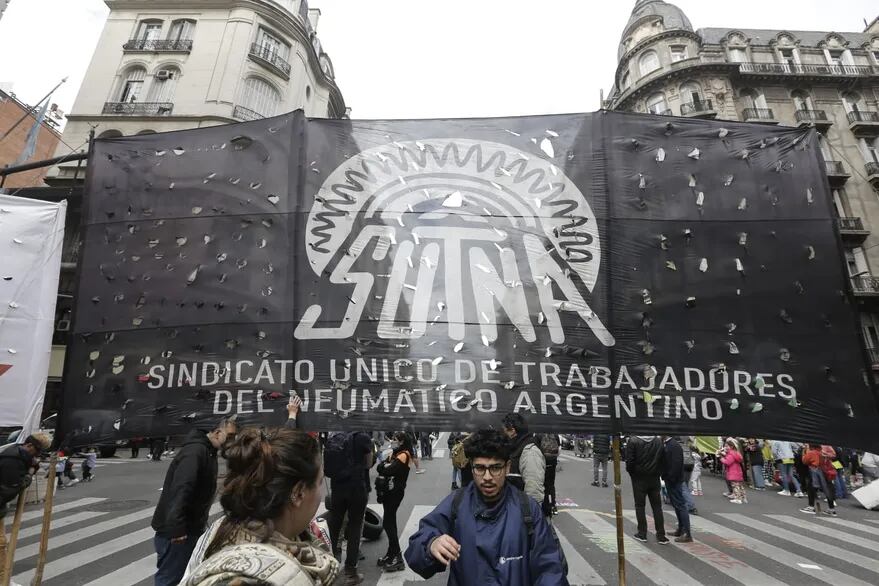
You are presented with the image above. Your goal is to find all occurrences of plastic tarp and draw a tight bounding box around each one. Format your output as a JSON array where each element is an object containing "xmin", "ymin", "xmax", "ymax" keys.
[
  {"xmin": 59, "ymin": 111, "xmax": 879, "ymax": 449},
  {"xmin": 0, "ymin": 193, "xmax": 66, "ymax": 436}
]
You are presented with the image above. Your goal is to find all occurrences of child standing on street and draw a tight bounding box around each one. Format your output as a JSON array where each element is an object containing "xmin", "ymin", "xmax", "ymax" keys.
[
  {"xmin": 720, "ymin": 438, "xmax": 747, "ymax": 504},
  {"xmin": 82, "ymin": 448, "xmax": 97, "ymax": 481}
]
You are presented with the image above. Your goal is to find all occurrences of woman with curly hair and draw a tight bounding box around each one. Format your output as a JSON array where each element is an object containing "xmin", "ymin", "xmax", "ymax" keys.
[{"xmin": 180, "ymin": 427, "xmax": 339, "ymax": 586}]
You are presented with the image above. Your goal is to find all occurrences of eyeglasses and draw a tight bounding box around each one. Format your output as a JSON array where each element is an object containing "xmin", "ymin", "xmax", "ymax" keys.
[{"xmin": 472, "ymin": 463, "xmax": 506, "ymax": 477}]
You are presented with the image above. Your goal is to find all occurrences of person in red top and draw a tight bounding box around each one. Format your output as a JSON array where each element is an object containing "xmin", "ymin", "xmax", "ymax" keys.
[
  {"xmin": 800, "ymin": 444, "xmax": 837, "ymax": 516},
  {"xmin": 719, "ymin": 439, "xmax": 746, "ymax": 504}
]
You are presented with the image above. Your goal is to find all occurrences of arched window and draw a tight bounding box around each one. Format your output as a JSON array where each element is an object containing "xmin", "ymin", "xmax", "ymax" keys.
[
  {"xmin": 842, "ymin": 91, "xmax": 863, "ymax": 113},
  {"xmin": 241, "ymin": 77, "xmax": 281, "ymax": 118},
  {"xmin": 117, "ymin": 66, "xmax": 147, "ymax": 102},
  {"xmin": 646, "ymin": 92, "xmax": 667, "ymax": 115},
  {"xmin": 136, "ymin": 129, "xmax": 156, "ymax": 135},
  {"xmin": 791, "ymin": 90, "xmax": 813, "ymax": 112},
  {"xmin": 97, "ymin": 129, "xmax": 123, "ymax": 139},
  {"xmin": 147, "ymin": 66, "xmax": 180, "ymax": 103},
  {"xmin": 168, "ymin": 19, "xmax": 195, "ymax": 41},
  {"xmin": 621, "ymin": 70, "xmax": 631, "ymax": 90},
  {"xmin": 739, "ymin": 88, "xmax": 767, "ymax": 110},
  {"xmin": 639, "ymin": 50, "xmax": 660, "ymax": 76},
  {"xmin": 680, "ymin": 82, "xmax": 703, "ymax": 105}
]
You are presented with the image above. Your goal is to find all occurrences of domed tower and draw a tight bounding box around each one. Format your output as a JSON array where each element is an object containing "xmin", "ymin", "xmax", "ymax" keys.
[{"xmin": 608, "ymin": 0, "xmax": 728, "ymax": 119}]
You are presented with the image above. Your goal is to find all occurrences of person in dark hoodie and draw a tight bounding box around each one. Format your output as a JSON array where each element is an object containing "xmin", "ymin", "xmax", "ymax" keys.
[
  {"xmin": 151, "ymin": 421, "xmax": 233, "ymax": 586},
  {"xmin": 0, "ymin": 433, "xmax": 51, "ymax": 518},
  {"xmin": 661, "ymin": 436, "xmax": 692, "ymax": 543},
  {"xmin": 625, "ymin": 435, "xmax": 668, "ymax": 544},
  {"xmin": 405, "ymin": 429, "xmax": 568, "ymax": 585}
]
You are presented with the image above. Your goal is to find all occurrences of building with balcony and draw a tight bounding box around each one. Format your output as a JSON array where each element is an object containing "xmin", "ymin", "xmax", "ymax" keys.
[
  {"xmin": 606, "ymin": 1, "xmax": 879, "ymax": 371},
  {"xmin": 0, "ymin": 88, "xmax": 62, "ymax": 188},
  {"xmin": 48, "ymin": 0, "xmax": 346, "ymax": 184}
]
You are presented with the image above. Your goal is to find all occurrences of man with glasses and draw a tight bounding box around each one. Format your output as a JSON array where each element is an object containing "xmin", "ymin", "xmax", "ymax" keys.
[{"xmin": 405, "ymin": 429, "xmax": 568, "ymax": 585}]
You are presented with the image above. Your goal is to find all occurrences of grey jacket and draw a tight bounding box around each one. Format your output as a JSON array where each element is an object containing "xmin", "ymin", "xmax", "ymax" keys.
[{"xmin": 519, "ymin": 443, "xmax": 546, "ymax": 503}]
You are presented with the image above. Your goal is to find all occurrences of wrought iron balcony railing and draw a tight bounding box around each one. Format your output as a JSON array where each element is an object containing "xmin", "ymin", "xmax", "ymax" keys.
[
  {"xmin": 743, "ymin": 107, "xmax": 775, "ymax": 121},
  {"xmin": 839, "ymin": 217, "xmax": 865, "ymax": 232},
  {"xmin": 680, "ymin": 99, "xmax": 714, "ymax": 115},
  {"xmin": 248, "ymin": 43, "xmax": 292, "ymax": 77},
  {"xmin": 848, "ymin": 111, "xmax": 879, "ymax": 124},
  {"xmin": 851, "ymin": 275, "xmax": 879, "ymax": 294},
  {"xmin": 123, "ymin": 39, "xmax": 193, "ymax": 52},
  {"xmin": 795, "ymin": 109, "xmax": 829, "ymax": 123},
  {"xmin": 738, "ymin": 62, "xmax": 875, "ymax": 77},
  {"xmin": 102, "ymin": 102, "xmax": 174, "ymax": 116},
  {"xmin": 233, "ymin": 105, "xmax": 262, "ymax": 121}
]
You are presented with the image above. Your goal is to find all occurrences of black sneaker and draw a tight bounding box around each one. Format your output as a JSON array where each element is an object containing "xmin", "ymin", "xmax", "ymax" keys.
[
  {"xmin": 689, "ymin": 508, "xmax": 699, "ymax": 516},
  {"xmin": 675, "ymin": 534, "xmax": 694, "ymax": 543},
  {"xmin": 633, "ymin": 533, "xmax": 648, "ymax": 543},
  {"xmin": 591, "ymin": 481, "xmax": 600, "ymax": 487},
  {"xmin": 451, "ymin": 483, "xmax": 459, "ymax": 490},
  {"xmin": 376, "ymin": 556, "xmax": 388, "ymax": 568},
  {"xmin": 657, "ymin": 535, "xmax": 670, "ymax": 545},
  {"xmin": 383, "ymin": 555, "xmax": 405, "ymax": 573},
  {"xmin": 602, "ymin": 482, "xmax": 609, "ymax": 487},
  {"xmin": 671, "ymin": 528, "xmax": 683, "ymax": 537}
]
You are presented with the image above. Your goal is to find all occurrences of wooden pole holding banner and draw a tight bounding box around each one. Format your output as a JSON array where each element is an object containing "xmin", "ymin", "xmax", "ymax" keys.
[
  {"xmin": 0, "ymin": 514, "xmax": 7, "ymax": 585},
  {"xmin": 31, "ymin": 453, "xmax": 58, "ymax": 586},
  {"xmin": 2, "ymin": 489, "xmax": 28, "ymax": 586},
  {"xmin": 612, "ymin": 436, "xmax": 627, "ymax": 586}
]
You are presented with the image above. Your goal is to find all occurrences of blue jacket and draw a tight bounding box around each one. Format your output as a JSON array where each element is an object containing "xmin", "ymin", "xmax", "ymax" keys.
[{"xmin": 404, "ymin": 482, "xmax": 569, "ymax": 585}]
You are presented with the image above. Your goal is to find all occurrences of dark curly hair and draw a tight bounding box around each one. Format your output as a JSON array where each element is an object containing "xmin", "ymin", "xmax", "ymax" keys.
[
  {"xmin": 464, "ymin": 429, "xmax": 512, "ymax": 461},
  {"xmin": 502, "ymin": 412, "xmax": 528, "ymax": 436},
  {"xmin": 204, "ymin": 427, "xmax": 321, "ymax": 559}
]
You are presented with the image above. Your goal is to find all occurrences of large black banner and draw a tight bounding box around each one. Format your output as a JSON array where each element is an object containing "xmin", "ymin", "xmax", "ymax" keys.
[{"xmin": 61, "ymin": 111, "xmax": 879, "ymax": 449}]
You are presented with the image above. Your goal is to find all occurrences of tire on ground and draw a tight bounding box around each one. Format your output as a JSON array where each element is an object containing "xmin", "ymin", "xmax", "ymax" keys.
[{"xmin": 362, "ymin": 506, "xmax": 383, "ymax": 541}]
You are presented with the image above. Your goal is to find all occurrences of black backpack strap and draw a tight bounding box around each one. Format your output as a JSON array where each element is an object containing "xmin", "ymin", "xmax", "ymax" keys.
[{"xmin": 516, "ymin": 488, "xmax": 534, "ymax": 548}]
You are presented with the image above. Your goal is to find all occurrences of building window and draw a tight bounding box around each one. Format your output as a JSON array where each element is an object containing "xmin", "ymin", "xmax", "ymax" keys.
[
  {"xmin": 846, "ymin": 247, "xmax": 869, "ymax": 277},
  {"xmin": 832, "ymin": 189, "xmax": 851, "ymax": 218},
  {"xmin": 862, "ymin": 137, "xmax": 879, "ymax": 164},
  {"xmin": 728, "ymin": 47, "xmax": 747, "ymax": 63},
  {"xmin": 147, "ymin": 67, "xmax": 179, "ymax": 103},
  {"xmin": 842, "ymin": 91, "xmax": 863, "ymax": 113},
  {"xmin": 740, "ymin": 88, "xmax": 767, "ymax": 110},
  {"xmin": 621, "ymin": 70, "xmax": 631, "ymax": 90},
  {"xmin": 670, "ymin": 45, "xmax": 688, "ymax": 63},
  {"xmin": 791, "ymin": 89, "xmax": 813, "ymax": 111},
  {"xmin": 779, "ymin": 48, "xmax": 798, "ymax": 67},
  {"xmin": 118, "ymin": 66, "xmax": 146, "ymax": 102},
  {"xmin": 136, "ymin": 20, "xmax": 163, "ymax": 42},
  {"xmin": 256, "ymin": 28, "xmax": 290, "ymax": 62},
  {"xmin": 646, "ymin": 92, "xmax": 667, "ymax": 115},
  {"xmin": 827, "ymin": 49, "xmax": 845, "ymax": 66},
  {"xmin": 639, "ymin": 50, "xmax": 660, "ymax": 76},
  {"xmin": 97, "ymin": 129, "xmax": 123, "ymax": 139},
  {"xmin": 168, "ymin": 19, "xmax": 195, "ymax": 42},
  {"xmin": 680, "ymin": 81, "xmax": 703, "ymax": 105},
  {"xmin": 241, "ymin": 77, "xmax": 281, "ymax": 117}
]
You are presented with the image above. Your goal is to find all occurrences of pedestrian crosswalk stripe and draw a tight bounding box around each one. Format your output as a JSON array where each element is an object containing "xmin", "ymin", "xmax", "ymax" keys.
[
  {"xmin": 689, "ymin": 514, "xmax": 872, "ymax": 586},
  {"xmin": 15, "ymin": 506, "xmax": 156, "ymax": 560},
  {"xmin": 566, "ymin": 509, "xmax": 702, "ymax": 586},
  {"xmin": 81, "ymin": 555, "xmax": 155, "ymax": 586},
  {"xmin": 375, "ymin": 505, "xmax": 435, "ymax": 585},
  {"xmin": 765, "ymin": 514, "xmax": 879, "ymax": 551},
  {"xmin": 864, "ymin": 519, "xmax": 879, "ymax": 525},
  {"xmin": 721, "ymin": 514, "xmax": 879, "ymax": 578},
  {"xmin": 620, "ymin": 511, "xmax": 786, "ymax": 586},
  {"xmin": 821, "ymin": 516, "xmax": 879, "ymax": 536},
  {"xmin": 433, "ymin": 449, "xmax": 448, "ymax": 458},
  {"xmin": 553, "ymin": 520, "xmax": 606, "ymax": 585},
  {"xmin": 20, "ymin": 497, "xmax": 106, "ymax": 523},
  {"xmin": 18, "ymin": 510, "xmax": 108, "ymax": 540},
  {"xmin": 13, "ymin": 503, "xmax": 222, "ymax": 585}
]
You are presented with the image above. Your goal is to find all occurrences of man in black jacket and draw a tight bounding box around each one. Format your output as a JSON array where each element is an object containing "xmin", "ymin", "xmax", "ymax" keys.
[
  {"xmin": 661, "ymin": 436, "xmax": 692, "ymax": 543},
  {"xmin": 0, "ymin": 434, "xmax": 51, "ymax": 517},
  {"xmin": 591, "ymin": 435, "xmax": 611, "ymax": 488},
  {"xmin": 625, "ymin": 435, "xmax": 668, "ymax": 544},
  {"xmin": 151, "ymin": 422, "xmax": 230, "ymax": 586}
]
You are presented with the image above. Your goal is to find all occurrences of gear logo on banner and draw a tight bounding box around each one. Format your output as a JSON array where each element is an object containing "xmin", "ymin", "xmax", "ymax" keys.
[{"xmin": 296, "ymin": 139, "xmax": 615, "ymax": 347}]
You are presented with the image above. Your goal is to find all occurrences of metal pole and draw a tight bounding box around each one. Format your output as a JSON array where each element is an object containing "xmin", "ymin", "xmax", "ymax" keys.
[
  {"xmin": 2, "ymin": 489, "xmax": 27, "ymax": 585},
  {"xmin": 0, "ymin": 77, "xmax": 67, "ymax": 144},
  {"xmin": 612, "ymin": 436, "xmax": 627, "ymax": 586},
  {"xmin": 31, "ymin": 453, "xmax": 58, "ymax": 586}
]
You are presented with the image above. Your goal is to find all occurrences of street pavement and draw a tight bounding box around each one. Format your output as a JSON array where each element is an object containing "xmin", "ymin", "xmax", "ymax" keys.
[{"xmin": 6, "ymin": 434, "xmax": 879, "ymax": 585}]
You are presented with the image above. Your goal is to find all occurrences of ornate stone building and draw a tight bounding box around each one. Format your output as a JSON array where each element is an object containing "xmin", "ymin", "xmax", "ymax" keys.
[
  {"xmin": 50, "ymin": 0, "xmax": 346, "ymax": 183},
  {"xmin": 607, "ymin": 0, "xmax": 879, "ymax": 368}
]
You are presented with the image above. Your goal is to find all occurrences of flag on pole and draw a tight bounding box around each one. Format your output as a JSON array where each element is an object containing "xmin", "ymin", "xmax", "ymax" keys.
[{"xmin": 14, "ymin": 97, "xmax": 51, "ymax": 165}]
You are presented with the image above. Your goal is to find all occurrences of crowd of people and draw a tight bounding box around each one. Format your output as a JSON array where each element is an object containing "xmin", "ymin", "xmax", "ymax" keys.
[{"xmin": 3, "ymin": 412, "xmax": 879, "ymax": 586}]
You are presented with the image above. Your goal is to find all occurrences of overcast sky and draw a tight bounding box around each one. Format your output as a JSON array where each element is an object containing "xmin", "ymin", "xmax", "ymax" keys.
[{"xmin": 0, "ymin": 0, "xmax": 875, "ymax": 122}]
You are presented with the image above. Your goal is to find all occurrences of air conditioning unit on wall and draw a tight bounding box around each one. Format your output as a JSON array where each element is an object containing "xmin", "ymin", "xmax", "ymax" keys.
[{"xmin": 155, "ymin": 70, "xmax": 173, "ymax": 80}]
